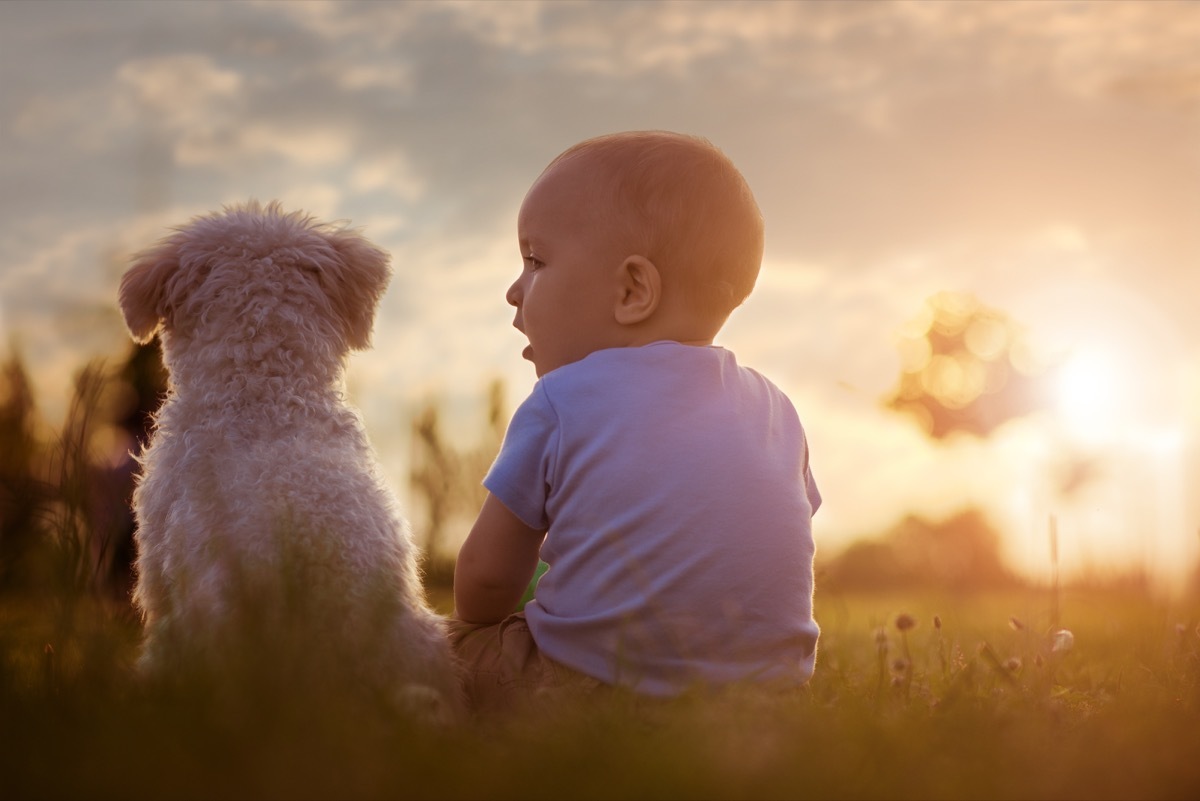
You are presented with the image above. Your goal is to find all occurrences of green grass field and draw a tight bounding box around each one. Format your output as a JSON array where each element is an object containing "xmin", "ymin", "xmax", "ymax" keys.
[
  {"xmin": 3, "ymin": 581, "xmax": 1197, "ymax": 800},
  {"xmin": 2, "ymin": 356, "xmax": 1197, "ymax": 799}
]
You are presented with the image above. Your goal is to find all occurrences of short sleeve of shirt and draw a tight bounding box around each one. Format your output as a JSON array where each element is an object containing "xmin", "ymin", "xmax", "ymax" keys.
[
  {"xmin": 483, "ymin": 382, "xmax": 559, "ymax": 530},
  {"xmin": 805, "ymin": 460, "xmax": 822, "ymax": 515}
]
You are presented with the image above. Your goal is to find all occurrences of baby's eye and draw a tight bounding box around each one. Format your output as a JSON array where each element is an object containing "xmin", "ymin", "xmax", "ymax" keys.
[{"xmin": 524, "ymin": 254, "xmax": 545, "ymax": 271}]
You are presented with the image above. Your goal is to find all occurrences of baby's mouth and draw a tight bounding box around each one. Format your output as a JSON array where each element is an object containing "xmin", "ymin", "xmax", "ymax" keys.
[{"xmin": 512, "ymin": 318, "xmax": 530, "ymax": 362}]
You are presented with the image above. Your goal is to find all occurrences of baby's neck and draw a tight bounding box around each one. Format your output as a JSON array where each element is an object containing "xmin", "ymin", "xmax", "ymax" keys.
[{"xmin": 620, "ymin": 324, "xmax": 717, "ymax": 350}]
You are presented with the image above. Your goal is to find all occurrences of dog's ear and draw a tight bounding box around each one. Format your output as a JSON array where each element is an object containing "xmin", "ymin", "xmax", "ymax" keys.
[
  {"xmin": 319, "ymin": 228, "xmax": 391, "ymax": 351},
  {"xmin": 119, "ymin": 236, "xmax": 182, "ymax": 344}
]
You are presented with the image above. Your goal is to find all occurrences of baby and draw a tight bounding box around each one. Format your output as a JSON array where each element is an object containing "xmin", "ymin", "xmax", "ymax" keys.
[{"xmin": 450, "ymin": 131, "xmax": 821, "ymax": 715}]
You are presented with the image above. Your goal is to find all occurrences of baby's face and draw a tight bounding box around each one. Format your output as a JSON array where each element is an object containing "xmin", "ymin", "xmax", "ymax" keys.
[{"xmin": 508, "ymin": 157, "xmax": 628, "ymax": 377}]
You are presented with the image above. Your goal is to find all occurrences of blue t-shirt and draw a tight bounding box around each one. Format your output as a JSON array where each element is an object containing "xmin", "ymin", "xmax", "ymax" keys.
[{"xmin": 485, "ymin": 341, "xmax": 820, "ymax": 696}]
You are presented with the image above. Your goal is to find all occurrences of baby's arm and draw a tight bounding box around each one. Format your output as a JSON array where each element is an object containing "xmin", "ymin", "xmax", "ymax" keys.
[{"xmin": 453, "ymin": 492, "xmax": 546, "ymax": 623}]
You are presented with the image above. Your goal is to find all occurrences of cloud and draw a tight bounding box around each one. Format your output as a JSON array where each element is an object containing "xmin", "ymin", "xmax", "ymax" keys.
[
  {"xmin": 110, "ymin": 54, "xmax": 367, "ymax": 171},
  {"xmin": 887, "ymin": 0, "xmax": 1200, "ymax": 98},
  {"xmin": 262, "ymin": 0, "xmax": 425, "ymax": 47},
  {"xmin": 349, "ymin": 153, "xmax": 426, "ymax": 201},
  {"xmin": 235, "ymin": 124, "xmax": 353, "ymax": 168},
  {"xmin": 335, "ymin": 63, "xmax": 416, "ymax": 93},
  {"xmin": 1107, "ymin": 67, "xmax": 1200, "ymax": 109},
  {"xmin": 116, "ymin": 54, "xmax": 243, "ymax": 128},
  {"xmin": 265, "ymin": 183, "xmax": 347, "ymax": 221},
  {"xmin": 11, "ymin": 92, "xmax": 101, "ymax": 147}
]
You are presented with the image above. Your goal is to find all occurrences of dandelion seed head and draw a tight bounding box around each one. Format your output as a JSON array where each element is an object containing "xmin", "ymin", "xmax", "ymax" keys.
[
  {"xmin": 1004, "ymin": 657, "xmax": 1022, "ymax": 672},
  {"xmin": 891, "ymin": 675, "xmax": 904, "ymax": 688},
  {"xmin": 895, "ymin": 613, "xmax": 916, "ymax": 632},
  {"xmin": 892, "ymin": 658, "xmax": 909, "ymax": 674},
  {"xmin": 1008, "ymin": 616, "xmax": 1025, "ymax": 631},
  {"xmin": 933, "ymin": 615, "xmax": 942, "ymax": 630},
  {"xmin": 1051, "ymin": 629, "xmax": 1075, "ymax": 654}
]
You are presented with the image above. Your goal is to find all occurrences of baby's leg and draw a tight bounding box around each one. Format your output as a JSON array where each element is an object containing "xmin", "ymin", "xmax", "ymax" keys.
[{"xmin": 447, "ymin": 612, "xmax": 603, "ymax": 718}]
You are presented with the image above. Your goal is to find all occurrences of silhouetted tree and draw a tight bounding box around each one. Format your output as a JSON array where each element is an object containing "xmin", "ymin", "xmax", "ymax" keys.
[
  {"xmin": 0, "ymin": 341, "xmax": 166, "ymax": 600},
  {"xmin": 0, "ymin": 349, "xmax": 53, "ymax": 593},
  {"xmin": 410, "ymin": 378, "xmax": 507, "ymax": 574},
  {"xmin": 885, "ymin": 291, "xmax": 1050, "ymax": 439},
  {"xmin": 820, "ymin": 508, "xmax": 1019, "ymax": 592}
]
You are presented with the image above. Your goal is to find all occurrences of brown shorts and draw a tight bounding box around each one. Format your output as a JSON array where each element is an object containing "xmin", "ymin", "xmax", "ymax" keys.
[{"xmin": 447, "ymin": 612, "xmax": 606, "ymax": 717}]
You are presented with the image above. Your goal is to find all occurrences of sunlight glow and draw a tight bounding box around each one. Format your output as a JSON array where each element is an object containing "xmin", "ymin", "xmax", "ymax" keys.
[{"xmin": 1055, "ymin": 348, "xmax": 1123, "ymax": 442}]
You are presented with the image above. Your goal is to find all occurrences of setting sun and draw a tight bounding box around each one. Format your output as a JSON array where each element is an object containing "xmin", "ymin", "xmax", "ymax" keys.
[{"xmin": 1055, "ymin": 348, "xmax": 1123, "ymax": 442}]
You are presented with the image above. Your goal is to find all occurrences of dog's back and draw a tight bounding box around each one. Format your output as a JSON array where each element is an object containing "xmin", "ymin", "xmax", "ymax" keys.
[{"xmin": 120, "ymin": 202, "xmax": 461, "ymax": 716}]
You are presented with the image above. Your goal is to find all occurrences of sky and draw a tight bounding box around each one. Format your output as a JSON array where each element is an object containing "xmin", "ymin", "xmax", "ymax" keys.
[{"xmin": 2, "ymin": 0, "xmax": 1198, "ymax": 586}]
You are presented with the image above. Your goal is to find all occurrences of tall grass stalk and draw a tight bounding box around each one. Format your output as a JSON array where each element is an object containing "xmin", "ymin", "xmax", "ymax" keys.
[{"xmin": 1049, "ymin": 512, "xmax": 1060, "ymax": 631}]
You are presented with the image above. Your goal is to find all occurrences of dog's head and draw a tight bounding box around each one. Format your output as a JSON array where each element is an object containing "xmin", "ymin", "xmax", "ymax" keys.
[{"xmin": 119, "ymin": 201, "xmax": 390, "ymax": 354}]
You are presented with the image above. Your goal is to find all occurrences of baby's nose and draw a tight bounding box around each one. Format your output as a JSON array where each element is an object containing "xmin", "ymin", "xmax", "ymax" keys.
[{"xmin": 505, "ymin": 278, "xmax": 522, "ymax": 307}]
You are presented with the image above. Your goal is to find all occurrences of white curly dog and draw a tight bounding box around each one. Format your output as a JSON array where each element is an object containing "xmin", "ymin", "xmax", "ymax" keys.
[{"xmin": 119, "ymin": 201, "xmax": 460, "ymax": 715}]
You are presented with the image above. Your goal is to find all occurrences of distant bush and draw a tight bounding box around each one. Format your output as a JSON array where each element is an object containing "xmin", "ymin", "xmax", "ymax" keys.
[
  {"xmin": 819, "ymin": 508, "xmax": 1019, "ymax": 593},
  {"xmin": 0, "ymin": 343, "xmax": 165, "ymax": 601}
]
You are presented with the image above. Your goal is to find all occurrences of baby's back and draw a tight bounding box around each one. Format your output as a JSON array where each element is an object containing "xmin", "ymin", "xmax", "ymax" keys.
[{"xmin": 486, "ymin": 342, "xmax": 821, "ymax": 696}]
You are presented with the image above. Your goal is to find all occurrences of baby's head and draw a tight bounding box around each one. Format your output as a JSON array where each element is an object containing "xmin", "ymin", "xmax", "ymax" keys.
[{"xmin": 509, "ymin": 130, "xmax": 764, "ymax": 376}]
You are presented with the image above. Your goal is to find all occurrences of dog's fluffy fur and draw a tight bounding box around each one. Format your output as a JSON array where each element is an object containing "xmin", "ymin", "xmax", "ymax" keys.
[{"xmin": 119, "ymin": 201, "xmax": 459, "ymax": 713}]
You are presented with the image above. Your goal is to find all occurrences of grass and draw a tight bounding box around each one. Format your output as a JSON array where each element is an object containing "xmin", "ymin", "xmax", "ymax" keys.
[
  {"xmin": 2, "ymin": 582, "xmax": 1198, "ymax": 800},
  {"xmin": 3, "ymin": 350, "xmax": 1198, "ymax": 799}
]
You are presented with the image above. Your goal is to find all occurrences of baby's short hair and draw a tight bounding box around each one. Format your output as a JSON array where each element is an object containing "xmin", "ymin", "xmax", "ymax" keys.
[{"xmin": 547, "ymin": 131, "xmax": 764, "ymax": 324}]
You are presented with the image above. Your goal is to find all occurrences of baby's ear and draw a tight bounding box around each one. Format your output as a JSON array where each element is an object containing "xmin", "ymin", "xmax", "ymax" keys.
[
  {"xmin": 319, "ymin": 228, "xmax": 391, "ymax": 350},
  {"xmin": 119, "ymin": 238, "xmax": 182, "ymax": 344},
  {"xmin": 614, "ymin": 255, "xmax": 661, "ymax": 325}
]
